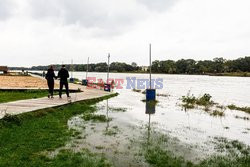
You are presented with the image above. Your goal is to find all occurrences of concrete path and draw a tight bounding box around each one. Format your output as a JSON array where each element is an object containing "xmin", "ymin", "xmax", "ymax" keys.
[{"xmin": 0, "ymin": 85, "xmax": 113, "ymax": 119}]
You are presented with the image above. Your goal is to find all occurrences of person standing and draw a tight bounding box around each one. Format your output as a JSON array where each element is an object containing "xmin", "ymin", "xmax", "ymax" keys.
[
  {"xmin": 45, "ymin": 66, "xmax": 56, "ymax": 98},
  {"xmin": 58, "ymin": 65, "xmax": 70, "ymax": 98}
]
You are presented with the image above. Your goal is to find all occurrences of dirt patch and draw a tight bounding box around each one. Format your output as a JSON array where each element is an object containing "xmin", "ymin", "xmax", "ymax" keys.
[{"xmin": 0, "ymin": 76, "xmax": 59, "ymax": 89}]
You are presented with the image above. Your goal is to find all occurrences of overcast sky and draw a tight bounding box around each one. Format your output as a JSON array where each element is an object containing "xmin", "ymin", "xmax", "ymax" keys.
[{"xmin": 0, "ymin": 0, "xmax": 250, "ymax": 67}]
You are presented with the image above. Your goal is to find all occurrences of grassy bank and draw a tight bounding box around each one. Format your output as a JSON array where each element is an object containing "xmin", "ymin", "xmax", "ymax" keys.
[
  {"xmin": 0, "ymin": 90, "xmax": 49, "ymax": 103},
  {"xmin": 0, "ymin": 89, "xmax": 81, "ymax": 104},
  {"xmin": 208, "ymin": 72, "xmax": 250, "ymax": 77},
  {"xmin": 0, "ymin": 93, "xmax": 118, "ymax": 167}
]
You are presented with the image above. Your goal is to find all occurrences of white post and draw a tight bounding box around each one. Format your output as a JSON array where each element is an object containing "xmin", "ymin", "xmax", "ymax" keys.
[
  {"xmin": 107, "ymin": 53, "xmax": 110, "ymax": 83},
  {"xmin": 71, "ymin": 59, "xmax": 73, "ymax": 78},
  {"xmin": 86, "ymin": 57, "xmax": 89, "ymax": 79},
  {"xmin": 149, "ymin": 44, "xmax": 152, "ymax": 89}
]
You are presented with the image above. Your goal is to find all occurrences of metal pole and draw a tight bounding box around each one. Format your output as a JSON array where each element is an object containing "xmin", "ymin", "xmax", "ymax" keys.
[
  {"xmin": 149, "ymin": 44, "xmax": 152, "ymax": 89},
  {"xmin": 106, "ymin": 100, "xmax": 110, "ymax": 130},
  {"xmin": 71, "ymin": 59, "xmax": 73, "ymax": 78},
  {"xmin": 86, "ymin": 57, "xmax": 89, "ymax": 79},
  {"xmin": 107, "ymin": 53, "xmax": 110, "ymax": 83}
]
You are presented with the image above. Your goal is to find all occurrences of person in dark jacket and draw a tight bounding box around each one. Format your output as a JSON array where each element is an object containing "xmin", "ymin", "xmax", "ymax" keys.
[
  {"xmin": 45, "ymin": 66, "xmax": 56, "ymax": 98},
  {"xmin": 58, "ymin": 65, "xmax": 70, "ymax": 98}
]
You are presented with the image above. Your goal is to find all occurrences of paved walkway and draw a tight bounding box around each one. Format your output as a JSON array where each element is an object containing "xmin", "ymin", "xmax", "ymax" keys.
[{"xmin": 0, "ymin": 83, "xmax": 113, "ymax": 119}]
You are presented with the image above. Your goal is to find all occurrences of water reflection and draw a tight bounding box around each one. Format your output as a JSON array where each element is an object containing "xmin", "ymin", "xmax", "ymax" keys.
[
  {"xmin": 146, "ymin": 101, "xmax": 156, "ymax": 143},
  {"xmin": 106, "ymin": 100, "xmax": 110, "ymax": 132}
]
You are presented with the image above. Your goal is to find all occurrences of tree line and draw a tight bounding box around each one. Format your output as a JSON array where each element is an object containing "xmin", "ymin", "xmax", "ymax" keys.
[
  {"xmin": 10, "ymin": 56, "xmax": 250, "ymax": 74},
  {"xmin": 151, "ymin": 57, "xmax": 250, "ymax": 74},
  {"xmin": 25, "ymin": 62, "xmax": 140, "ymax": 73}
]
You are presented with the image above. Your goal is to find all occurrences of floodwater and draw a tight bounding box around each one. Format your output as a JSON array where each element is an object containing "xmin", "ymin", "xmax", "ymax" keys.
[
  {"xmin": 35, "ymin": 71, "xmax": 250, "ymax": 163},
  {"xmin": 73, "ymin": 72, "xmax": 250, "ymax": 144}
]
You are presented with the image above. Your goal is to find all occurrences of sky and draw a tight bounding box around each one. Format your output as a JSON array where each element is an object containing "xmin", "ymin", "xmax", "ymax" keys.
[{"xmin": 0, "ymin": 0, "xmax": 250, "ymax": 67}]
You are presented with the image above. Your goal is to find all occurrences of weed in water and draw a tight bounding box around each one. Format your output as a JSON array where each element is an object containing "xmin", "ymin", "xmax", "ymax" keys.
[
  {"xmin": 157, "ymin": 93, "xmax": 170, "ymax": 97},
  {"xmin": 82, "ymin": 113, "xmax": 111, "ymax": 122},
  {"xmin": 103, "ymin": 126, "xmax": 120, "ymax": 136},
  {"xmin": 181, "ymin": 92, "xmax": 196, "ymax": 109},
  {"xmin": 210, "ymin": 110, "xmax": 225, "ymax": 117},
  {"xmin": 235, "ymin": 115, "xmax": 250, "ymax": 121},
  {"xmin": 132, "ymin": 89, "xmax": 142, "ymax": 93},
  {"xmin": 196, "ymin": 93, "xmax": 215, "ymax": 106},
  {"xmin": 109, "ymin": 107, "xmax": 127, "ymax": 112},
  {"xmin": 141, "ymin": 99, "xmax": 159, "ymax": 106},
  {"xmin": 95, "ymin": 146, "xmax": 105, "ymax": 150},
  {"xmin": 228, "ymin": 104, "xmax": 250, "ymax": 114}
]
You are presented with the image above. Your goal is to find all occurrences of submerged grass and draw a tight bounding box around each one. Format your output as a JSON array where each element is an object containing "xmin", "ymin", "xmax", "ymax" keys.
[
  {"xmin": 228, "ymin": 104, "xmax": 250, "ymax": 114},
  {"xmin": 103, "ymin": 126, "xmax": 120, "ymax": 136},
  {"xmin": 132, "ymin": 88, "xmax": 142, "ymax": 93},
  {"xmin": 0, "ymin": 93, "xmax": 118, "ymax": 167},
  {"xmin": 82, "ymin": 113, "xmax": 111, "ymax": 122},
  {"xmin": 181, "ymin": 93, "xmax": 215, "ymax": 109},
  {"xmin": 42, "ymin": 149, "xmax": 111, "ymax": 167},
  {"xmin": 141, "ymin": 130, "xmax": 193, "ymax": 167},
  {"xmin": 140, "ymin": 128, "xmax": 250, "ymax": 167},
  {"xmin": 108, "ymin": 107, "xmax": 127, "ymax": 112},
  {"xmin": 235, "ymin": 115, "xmax": 250, "ymax": 121},
  {"xmin": 181, "ymin": 93, "xmax": 226, "ymax": 117},
  {"xmin": 210, "ymin": 110, "xmax": 225, "ymax": 117}
]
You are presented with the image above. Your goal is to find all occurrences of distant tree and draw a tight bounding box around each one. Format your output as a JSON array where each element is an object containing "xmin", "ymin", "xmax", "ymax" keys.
[{"xmin": 131, "ymin": 62, "xmax": 137, "ymax": 68}]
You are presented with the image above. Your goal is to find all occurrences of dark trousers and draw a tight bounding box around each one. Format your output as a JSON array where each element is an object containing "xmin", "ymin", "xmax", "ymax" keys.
[
  {"xmin": 47, "ymin": 80, "xmax": 54, "ymax": 96},
  {"xmin": 59, "ymin": 81, "xmax": 69, "ymax": 97}
]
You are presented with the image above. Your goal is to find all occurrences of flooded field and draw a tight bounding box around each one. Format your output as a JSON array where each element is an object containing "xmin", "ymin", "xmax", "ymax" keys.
[{"xmin": 36, "ymin": 71, "xmax": 250, "ymax": 165}]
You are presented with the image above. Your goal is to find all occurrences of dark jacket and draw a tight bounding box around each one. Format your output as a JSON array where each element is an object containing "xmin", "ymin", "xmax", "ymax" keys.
[
  {"xmin": 58, "ymin": 68, "xmax": 69, "ymax": 82},
  {"xmin": 45, "ymin": 69, "xmax": 56, "ymax": 81}
]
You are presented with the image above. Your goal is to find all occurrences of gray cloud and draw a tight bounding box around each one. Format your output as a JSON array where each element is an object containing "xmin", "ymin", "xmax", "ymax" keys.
[
  {"xmin": 0, "ymin": 0, "xmax": 15, "ymax": 20},
  {"xmin": 27, "ymin": 0, "xmax": 179, "ymax": 36},
  {"xmin": 137, "ymin": 0, "xmax": 179, "ymax": 12},
  {"xmin": 29, "ymin": 0, "xmax": 146, "ymax": 28},
  {"xmin": 27, "ymin": 0, "xmax": 147, "ymax": 36}
]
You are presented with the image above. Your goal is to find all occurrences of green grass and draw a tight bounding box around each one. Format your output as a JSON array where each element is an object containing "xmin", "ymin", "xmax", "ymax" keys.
[
  {"xmin": 0, "ymin": 90, "xmax": 49, "ymax": 103},
  {"xmin": 0, "ymin": 93, "xmax": 118, "ymax": 167}
]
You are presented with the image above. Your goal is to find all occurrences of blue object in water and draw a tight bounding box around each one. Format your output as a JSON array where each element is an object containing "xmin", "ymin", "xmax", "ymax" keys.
[
  {"xmin": 104, "ymin": 84, "xmax": 111, "ymax": 92},
  {"xmin": 82, "ymin": 79, "xmax": 88, "ymax": 86},
  {"xmin": 146, "ymin": 89, "xmax": 156, "ymax": 101},
  {"xmin": 69, "ymin": 78, "xmax": 74, "ymax": 83}
]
